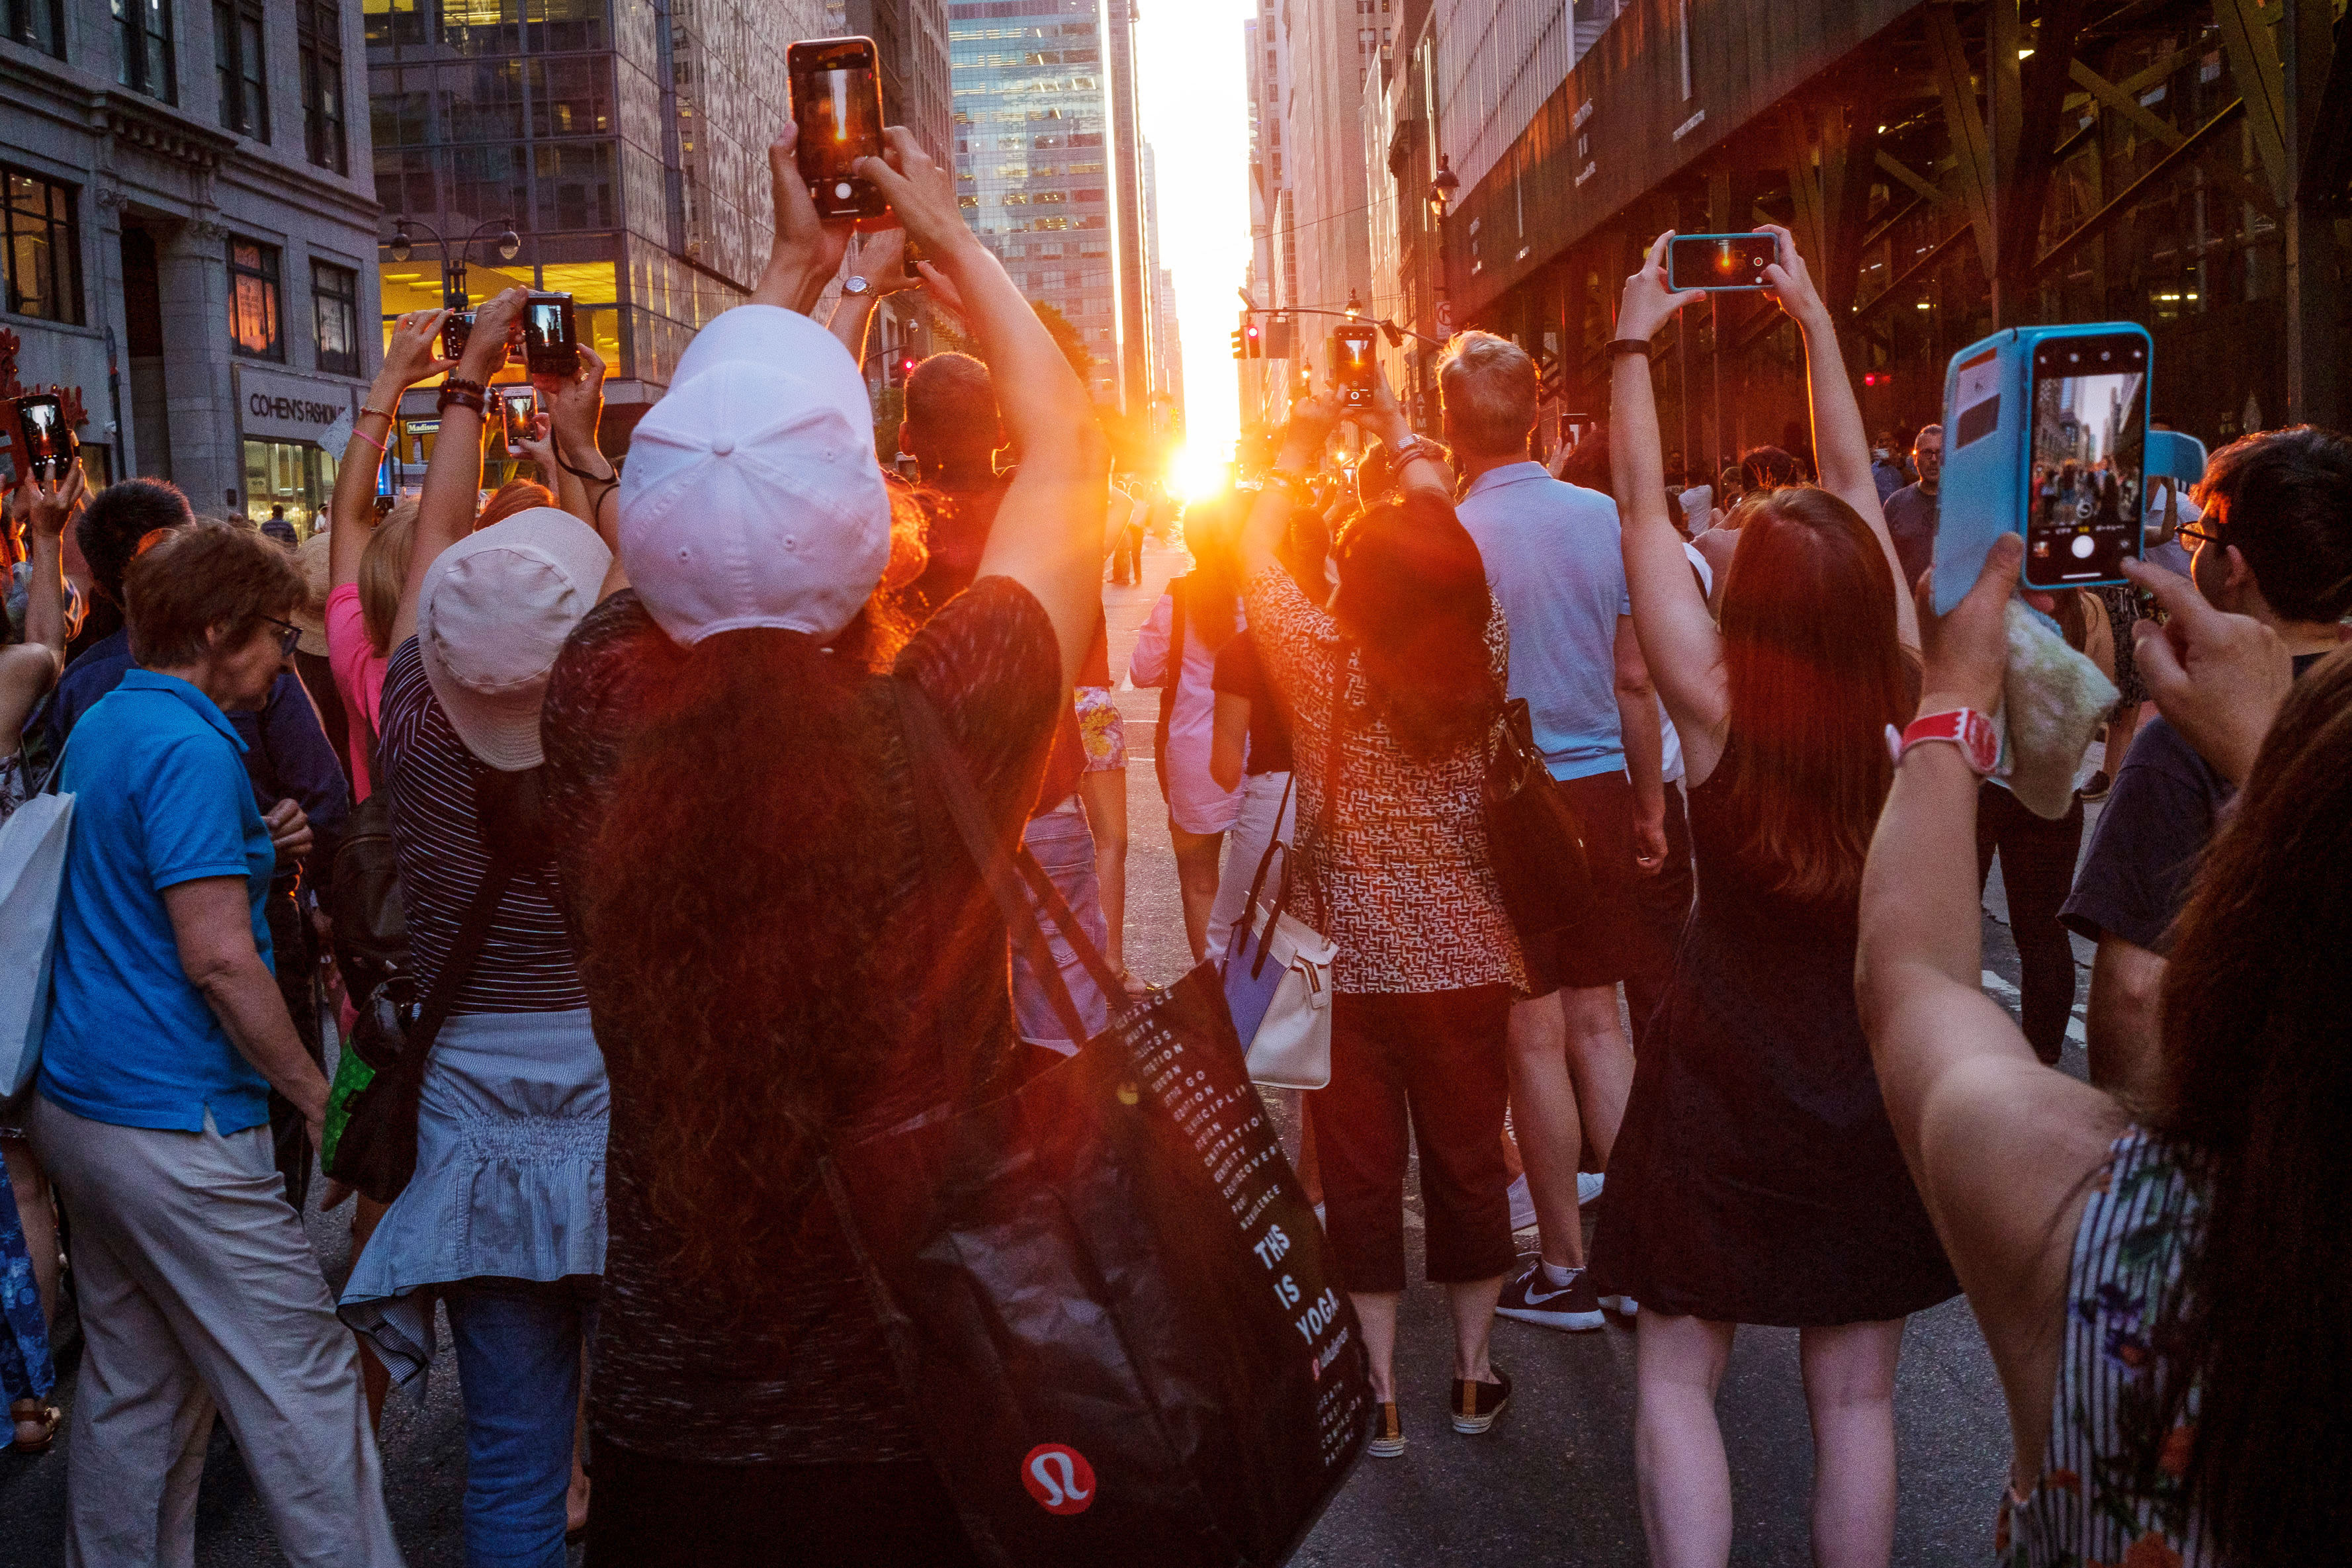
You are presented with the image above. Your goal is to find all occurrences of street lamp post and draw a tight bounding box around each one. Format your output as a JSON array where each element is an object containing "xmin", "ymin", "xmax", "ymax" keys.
[{"xmin": 387, "ymin": 216, "xmax": 523, "ymax": 310}]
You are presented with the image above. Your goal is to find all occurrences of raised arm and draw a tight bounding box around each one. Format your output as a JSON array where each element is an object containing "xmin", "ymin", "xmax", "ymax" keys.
[
  {"xmin": 1612, "ymin": 236, "xmax": 1729, "ymax": 778},
  {"xmin": 333, "ymin": 308, "xmax": 451, "ymax": 593},
  {"xmin": 15, "ymin": 464, "xmax": 81, "ymax": 661},
  {"xmin": 1856, "ymin": 533, "xmax": 2122, "ymax": 1470},
  {"xmin": 1243, "ymin": 392, "xmax": 1340, "ymax": 585},
  {"xmin": 861, "ymin": 128, "xmax": 1110, "ymax": 685},
  {"xmin": 1758, "ymin": 223, "xmax": 1919, "ymax": 652},
  {"xmin": 541, "ymin": 343, "xmax": 623, "ymax": 602},
  {"xmin": 826, "ymin": 228, "xmax": 911, "ymax": 367},
  {"xmin": 392, "ymin": 285, "xmax": 529, "ymax": 650}
]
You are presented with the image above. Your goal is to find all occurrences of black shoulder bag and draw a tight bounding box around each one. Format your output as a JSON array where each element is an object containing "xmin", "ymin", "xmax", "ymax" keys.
[
  {"xmin": 327, "ymin": 701, "xmax": 408, "ymax": 1006},
  {"xmin": 319, "ymin": 766, "xmax": 543, "ymax": 1205},
  {"xmin": 1151, "ymin": 576, "xmax": 1188, "ymax": 805},
  {"xmin": 1481, "ymin": 695, "xmax": 1594, "ymax": 942}
]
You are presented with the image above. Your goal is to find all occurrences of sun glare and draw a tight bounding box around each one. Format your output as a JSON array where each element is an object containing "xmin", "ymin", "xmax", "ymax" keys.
[{"xmin": 1169, "ymin": 442, "xmax": 1231, "ymax": 503}]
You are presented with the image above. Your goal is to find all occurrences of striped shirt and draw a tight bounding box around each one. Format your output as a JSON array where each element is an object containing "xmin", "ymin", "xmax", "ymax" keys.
[{"xmin": 378, "ymin": 638, "xmax": 586, "ymax": 1014}]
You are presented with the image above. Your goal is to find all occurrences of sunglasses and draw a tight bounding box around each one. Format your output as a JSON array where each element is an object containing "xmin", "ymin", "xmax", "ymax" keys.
[{"xmin": 261, "ymin": 616, "xmax": 303, "ymax": 657}]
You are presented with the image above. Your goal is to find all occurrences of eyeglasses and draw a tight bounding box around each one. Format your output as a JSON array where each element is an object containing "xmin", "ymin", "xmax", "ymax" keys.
[
  {"xmin": 261, "ymin": 617, "xmax": 303, "ymax": 657},
  {"xmin": 2176, "ymin": 522, "xmax": 2224, "ymax": 550}
]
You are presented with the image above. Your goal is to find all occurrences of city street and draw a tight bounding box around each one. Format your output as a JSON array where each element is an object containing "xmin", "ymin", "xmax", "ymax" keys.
[{"xmin": 0, "ymin": 537, "xmax": 2092, "ymax": 1567}]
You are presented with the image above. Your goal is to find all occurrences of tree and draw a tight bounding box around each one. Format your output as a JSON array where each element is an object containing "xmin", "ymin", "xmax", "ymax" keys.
[{"xmin": 931, "ymin": 298, "xmax": 1096, "ymax": 388}]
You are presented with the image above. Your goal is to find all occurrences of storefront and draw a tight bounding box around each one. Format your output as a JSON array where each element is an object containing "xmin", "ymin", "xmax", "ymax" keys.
[{"xmin": 234, "ymin": 365, "xmax": 360, "ymax": 536}]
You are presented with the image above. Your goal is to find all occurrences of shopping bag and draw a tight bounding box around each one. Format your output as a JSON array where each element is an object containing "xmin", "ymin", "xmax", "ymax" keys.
[
  {"xmin": 0, "ymin": 791, "xmax": 74, "ymax": 1100},
  {"xmin": 827, "ymin": 683, "xmax": 1370, "ymax": 1568}
]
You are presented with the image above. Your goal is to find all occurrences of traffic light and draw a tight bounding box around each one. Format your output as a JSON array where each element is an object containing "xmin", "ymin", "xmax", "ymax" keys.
[
  {"xmin": 1245, "ymin": 321, "xmax": 1264, "ymax": 358},
  {"xmin": 1231, "ymin": 326, "xmax": 1246, "ymax": 360}
]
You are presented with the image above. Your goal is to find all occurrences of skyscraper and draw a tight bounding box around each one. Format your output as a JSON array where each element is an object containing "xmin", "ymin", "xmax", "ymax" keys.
[{"xmin": 947, "ymin": 0, "xmax": 1139, "ymax": 407}]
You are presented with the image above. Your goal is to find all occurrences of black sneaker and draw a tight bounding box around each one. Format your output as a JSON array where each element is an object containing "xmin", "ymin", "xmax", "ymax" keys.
[
  {"xmin": 1449, "ymin": 1362, "xmax": 1512, "ymax": 1435},
  {"xmin": 2078, "ymin": 770, "xmax": 2112, "ymax": 801},
  {"xmin": 1368, "ymin": 1400, "xmax": 1405, "ymax": 1458},
  {"xmin": 1495, "ymin": 1256, "xmax": 1606, "ymax": 1332}
]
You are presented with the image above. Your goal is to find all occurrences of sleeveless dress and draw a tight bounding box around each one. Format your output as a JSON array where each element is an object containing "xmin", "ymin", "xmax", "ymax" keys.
[
  {"xmin": 1589, "ymin": 748, "xmax": 1958, "ymax": 1324},
  {"xmin": 1999, "ymin": 1129, "xmax": 2210, "ymax": 1566}
]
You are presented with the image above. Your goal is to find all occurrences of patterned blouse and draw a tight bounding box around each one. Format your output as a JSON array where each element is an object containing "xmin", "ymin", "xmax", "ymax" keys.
[
  {"xmin": 2000, "ymin": 1129, "xmax": 2210, "ymax": 1567},
  {"xmin": 1242, "ymin": 566, "xmax": 1522, "ymax": 996}
]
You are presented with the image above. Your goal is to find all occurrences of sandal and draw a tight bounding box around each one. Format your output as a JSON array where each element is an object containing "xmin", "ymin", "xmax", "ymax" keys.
[
  {"xmin": 9, "ymin": 1401, "xmax": 61, "ymax": 1455},
  {"xmin": 1118, "ymin": 969, "xmax": 1151, "ymax": 998}
]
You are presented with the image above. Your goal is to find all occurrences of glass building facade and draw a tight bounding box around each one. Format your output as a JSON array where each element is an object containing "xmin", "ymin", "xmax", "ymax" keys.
[
  {"xmin": 948, "ymin": 0, "xmax": 1120, "ymax": 402},
  {"xmin": 365, "ymin": 0, "xmax": 828, "ymax": 464}
]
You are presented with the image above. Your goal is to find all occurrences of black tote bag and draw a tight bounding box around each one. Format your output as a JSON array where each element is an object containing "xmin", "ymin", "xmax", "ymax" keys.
[{"xmin": 819, "ymin": 681, "xmax": 1371, "ymax": 1568}]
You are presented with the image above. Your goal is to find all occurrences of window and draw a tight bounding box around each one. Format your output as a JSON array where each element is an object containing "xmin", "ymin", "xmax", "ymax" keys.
[
  {"xmin": 312, "ymin": 259, "xmax": 359, "ymax": 375},
  {"xmin": 5, "ymin": 0, "xmax": 65, "ymax": 58},
  {"xmin": 2, "ymin": 169, "xmax": 82, "ymax": 325},
  {"xmin": 228, "ymin": 238, "xmax": 283, "ymax": 361},
  {"xmin": 112, "ymin": 0, "xmax": 176, "ymax": 103},
  {"xmin": 214, "ymin": 1, "xmax": 269, "ymax": 139},
  {"xmin": 299, "ymin": 0, "xmax": 348, "ymax": 173}
]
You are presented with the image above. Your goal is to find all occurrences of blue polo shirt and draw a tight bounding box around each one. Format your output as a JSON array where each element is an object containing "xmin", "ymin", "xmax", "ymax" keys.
[
  {"xmin": 1457, "ymin": 462, "xmax": 1633, "ymax": 781},
  {"xmin": 40, "ymin": 671, "xmax": 278, "ymax": 1133}
]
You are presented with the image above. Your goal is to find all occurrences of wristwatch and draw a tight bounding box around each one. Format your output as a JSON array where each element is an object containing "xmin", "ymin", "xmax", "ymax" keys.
[
  {"xmin": 842, "ymin": 275, "xmax": 871, "ymax": 296},
  {"xmin": 1888, "ymin": 709, "xmax": 2000, "ymax": 775},
  {"xmin": 1389, "ymin": 437, "xmax": 1446, "ymax": 472}
]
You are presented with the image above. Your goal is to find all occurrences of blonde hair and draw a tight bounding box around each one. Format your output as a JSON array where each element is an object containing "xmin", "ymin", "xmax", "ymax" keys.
[{"xmin": 358, "ymin": 500, "xmax": 420, "ymax": 656}]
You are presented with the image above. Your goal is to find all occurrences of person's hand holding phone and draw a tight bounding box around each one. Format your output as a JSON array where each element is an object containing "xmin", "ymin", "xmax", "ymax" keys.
[
  {"xmin": 1619, "ymin": 232, "xmax": 1708, "ymax": 344},
  {"xmin": 516, "ymin": 411, "xmax": 558, "ymax": 475},
  {"xmin": 846, "ymin": 227, "xmax": 911, "ymax": 294},
  {"xmin": 756, "ymin": 124, "xmax": 854, "ymax": 316},
  {"xmin": 1357, "ymin": 358, "xmax": 1412, "ymax": 450},
  {"xmin": 1756, "ymin": 223, "xmax": 1830, "ymax": 332},
  {"xmin": 1278, "ymin": 390, "xmax": 1344, "ymax": 472},
  {"xmin": 16, "ymin": 460, "xmax": 86, "ymax": 542},
  {"xmin": 2123, "ymin": 555, "xmax": 2295, "ymax": 785},
  {"xmin": 458, "ymin": 288, "xmax": 527, "ymax": 384},
  {"xmin": 541, "ymin": 343, "xmax": 609, "ymax": 471},
  {"xmin": 380, "ymin": 308, "xmax": 456, "ymax": 394},
  {"xmin": 1916, "ymin": 532, "xmax": 2022, "ymax": 720},
  {"xmin": 855, "ymin": 128, "xmax": 980, "ymax": 272},
  {"xmin": 913, "ymin": 259, "xmax": 971, "ymax": 333}
]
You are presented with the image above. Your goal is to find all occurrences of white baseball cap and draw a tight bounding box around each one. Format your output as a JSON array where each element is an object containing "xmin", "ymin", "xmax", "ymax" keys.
[
  {"xmin": 417, "ymin": 507, "xmax": 613, "ymax": 771},
  {"xmin": 618, "ymin": 304, "xmax": 891, "ymax": 646}
]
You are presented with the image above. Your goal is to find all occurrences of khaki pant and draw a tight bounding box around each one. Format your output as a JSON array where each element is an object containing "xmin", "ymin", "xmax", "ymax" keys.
[{"xmin": 28, "ymin": 1093, "xmax": 403, "ymax": 1568}]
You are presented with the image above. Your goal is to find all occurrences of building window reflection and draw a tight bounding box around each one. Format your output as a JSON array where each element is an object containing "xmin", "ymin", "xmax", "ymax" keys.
[{"xmin": 229, "ymin": 238, "xmax": 284, "ymax": 361}]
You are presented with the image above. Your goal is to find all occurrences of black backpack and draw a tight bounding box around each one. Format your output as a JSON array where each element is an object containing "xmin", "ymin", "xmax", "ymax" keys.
[{"xmin": 327, "ymin": 705, "xmax": 408, "ymax": 1003}]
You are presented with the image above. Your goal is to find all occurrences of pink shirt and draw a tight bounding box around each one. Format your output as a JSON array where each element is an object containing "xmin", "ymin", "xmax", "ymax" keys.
[{"xmin": 324, "ymin": 582, "xmax": 388, "ymax": 801}]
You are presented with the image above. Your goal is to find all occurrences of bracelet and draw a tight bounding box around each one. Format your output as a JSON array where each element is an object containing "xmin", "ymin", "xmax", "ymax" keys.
[
  {"xmin": 437, "ymin": 378, "xmax": 487, "ymax": 415},
  {"xmin": 359, "ymin": 403, "xmax": 398, "ymax": 422},
  {"xmin": 1608, "ymin": 337, "xmax": 1654, "ymax": 358},
  {"xmin": 348, "ymin": 425, "xmax": 387, "ymax": 455},
  {"xmin": 1389, "ymin": 437, "xmax": 1445, "ymax": 471}
]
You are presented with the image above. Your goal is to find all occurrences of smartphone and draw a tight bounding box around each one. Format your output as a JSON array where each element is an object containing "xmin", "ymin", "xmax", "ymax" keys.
[
  {"xmin": 789, "ymin": 37, "xmax": 888, "ymax": 221},
  {"xmin": 1931, "ymin": 322, "xmax": 2154, "ymax": 611},
  {"xmin": 499, "ymin": 386, "xmax": 540, "ymax": 457},
  {"xmin": 442, "ymin": 310, "xmax": 521, "ymax": 368},
  {"xmin": 1667, "ymin": 232, "xmax": 1780, "ymax": 291},
  {"xmin": 1332, "ymin": 325, "xmax": 1379, "ymax": 409},
  {"xmin": 11, "ymin": 393, "xmax": 75, "ymax": 482},
  {"xmin": 2023, "ymin": 331, "xmax": 2149, "ymax": 589},
  {"xmin": 523, "ymin": 292, "xmax": 577, "ymax": 376}
]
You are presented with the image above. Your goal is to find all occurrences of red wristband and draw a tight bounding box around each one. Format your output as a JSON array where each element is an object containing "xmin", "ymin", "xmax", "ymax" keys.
[{"xmin": 1887, "ymin": 709, "xmax": 2000, "ymax": 775}]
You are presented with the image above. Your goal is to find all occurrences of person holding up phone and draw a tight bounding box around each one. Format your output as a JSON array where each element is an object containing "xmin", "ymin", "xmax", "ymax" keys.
[{"xmin": 1590, "ymin": 229, "xmax": 1952, "ymax": 1568}]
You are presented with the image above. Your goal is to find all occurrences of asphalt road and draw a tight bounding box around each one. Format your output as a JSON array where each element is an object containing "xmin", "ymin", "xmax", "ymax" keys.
[{"xmin": 0, "ymin": 538, "xmax": 2101, "ymax": 1566}]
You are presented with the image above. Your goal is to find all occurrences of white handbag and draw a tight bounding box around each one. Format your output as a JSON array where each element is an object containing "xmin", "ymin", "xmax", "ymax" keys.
[
  {"xmin": 0, "ymin": 782, "xmax": 75, "ymax": 1101},
  {"xmin": 1220, "ymin": 777, "xmax": 1338, "ymax": 1090}
]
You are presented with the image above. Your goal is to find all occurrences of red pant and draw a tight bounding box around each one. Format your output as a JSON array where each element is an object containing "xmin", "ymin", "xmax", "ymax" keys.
[{"xmin": 1311, "ymin": 986, "xmax": 1513, "ymax": 1293}]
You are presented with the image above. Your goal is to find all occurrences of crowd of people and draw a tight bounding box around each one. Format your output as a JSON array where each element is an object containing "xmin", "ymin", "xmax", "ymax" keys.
[{"xmin": 3, "ymin": 121, "xmax": 2349, "ymax": 1568}]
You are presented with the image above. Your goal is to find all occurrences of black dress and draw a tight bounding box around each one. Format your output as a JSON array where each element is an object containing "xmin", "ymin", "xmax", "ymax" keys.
[{"xmin": 1589, "ymin": 750, "xmax": 1958, "ymax": 1326}]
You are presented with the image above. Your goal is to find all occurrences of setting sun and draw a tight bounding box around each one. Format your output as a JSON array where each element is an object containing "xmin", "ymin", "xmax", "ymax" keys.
[{"xmin": 1168, "ymin": 441, "xmax": 1231, "ymax": 503}]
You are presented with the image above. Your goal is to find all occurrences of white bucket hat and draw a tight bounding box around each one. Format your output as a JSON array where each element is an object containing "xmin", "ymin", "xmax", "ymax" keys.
[
  {"xmin": 617, "ymin": 304, "xmax": 891, "ymax": 646},
  {"xmin": 417, "ymin": 506, "xmax": 613, "ymax": 771}
]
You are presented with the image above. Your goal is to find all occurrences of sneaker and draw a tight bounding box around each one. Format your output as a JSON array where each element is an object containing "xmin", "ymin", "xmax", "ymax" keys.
[
  {"xmin": 2078, "ymin": 770, "xmax": 2112, "ymax": 802},
  {"xmin": 1368, "ymin": 1400, "xmax": 1406, "ymax": 1458},
  {"xmin": 1495, "ymin": 1256, "xmax": 1606, "ymax": 1332},
  {"xmin": 1579, "ymin": 1171, "xmax": 1606, "ymax": 1206},
  {"xmin": 1507, "ymin": 1174, "xmax": 1538, "ymax": 1231},
  {"xmin": 1450, "ymin": 1362, "xmax": 1512, "ymax": 1435},
  {"xmin": 1599, "ymin": 1293, "xmax": 1639, "ymax": 1317}
]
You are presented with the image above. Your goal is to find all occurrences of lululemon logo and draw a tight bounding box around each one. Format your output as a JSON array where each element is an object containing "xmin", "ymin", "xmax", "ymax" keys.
[{"xmin": 1021, "ymin": 1444, "xmax": 1096, "ymax": 1515}]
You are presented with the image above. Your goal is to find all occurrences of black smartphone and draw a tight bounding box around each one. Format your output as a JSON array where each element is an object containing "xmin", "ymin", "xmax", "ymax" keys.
[
  {"xmin": 2023, "ymin": 331, "xmax": 2150, "ymax": 589},
  {"xmin": 499, "ymin": 386, "xmax": 540, "ymax": 457},
  {"xmin": 523, "ymin": 292, "xmax": 577, "ymax": 376},
  {"xmin": 443, "ymin": 309, "xmax": 520, "ymax": 369},
  {"xmin": 11, "ymin": 393, "xmax": 74, "ymax": 482},
  {"xmin": 1667, "ymin": 232, "xmax": 1780, "ymax": 291},
  {"xmin": 790, "ymin": 36, "xmax": 888, "ymax": 221},
  {"xmin": 1331, "ymin": 326, "xmax": 1379, "ymax": 409}
]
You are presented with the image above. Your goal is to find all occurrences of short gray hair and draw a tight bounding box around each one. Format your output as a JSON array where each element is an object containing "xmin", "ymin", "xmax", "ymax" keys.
[{"xmin": 1438, "ymin": 331, "xmax": 1539, "ymax": 457}]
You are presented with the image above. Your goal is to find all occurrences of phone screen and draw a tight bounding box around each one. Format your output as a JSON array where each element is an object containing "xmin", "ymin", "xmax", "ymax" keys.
[
  {"xmin": 17, "ymin": 396, "xmax": 60, "ymax": 471},
  {"xmin": 500, "ymin": 389, "xmax": 538, "ymax": 455},
  {"xmin": 1668, "ymin": 233, "xmax": 1779, "ymax": 290},
  {"xmin": 523, "ymin": 294, "xmax": 576, "ymax": 374},
  {"xmin": 2024, "ymin": 333, "xmax": 2148, "ymax": 588},
  {"xmin": 791, "ymin": 39, "xmax": 885, "ymax": 219},
  {"xmin": 1332, "ymin": 327, "xmax": 1378, "ymax": 408}
]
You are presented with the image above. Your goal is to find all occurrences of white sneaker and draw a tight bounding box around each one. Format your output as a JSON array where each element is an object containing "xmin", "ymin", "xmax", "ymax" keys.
[
  {"xmin": 1579, "ymin": 1171, "xmax": 1606, "ymax": 1206},
  {"xmin": 1507, "ymin": 1174, "xmax": 1538, "ymax": 1231},
  {"xmin": 1599, "ymin": 1293, "xmax": 1638, "ymax": 1317}
]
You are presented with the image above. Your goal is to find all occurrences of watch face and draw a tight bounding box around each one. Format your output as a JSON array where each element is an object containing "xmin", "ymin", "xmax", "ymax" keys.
[{"xmin": 844, "ymin": 275, "xmax": 869, "ymax": 295}]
